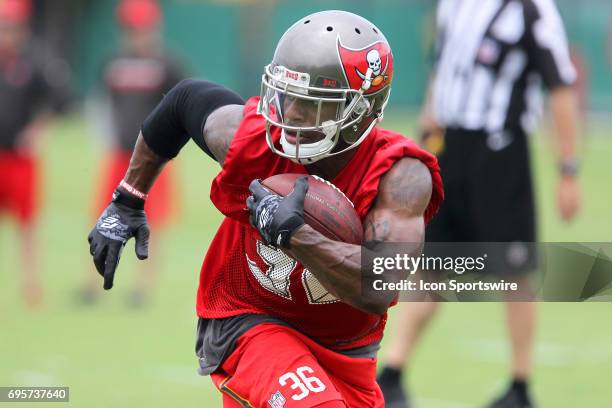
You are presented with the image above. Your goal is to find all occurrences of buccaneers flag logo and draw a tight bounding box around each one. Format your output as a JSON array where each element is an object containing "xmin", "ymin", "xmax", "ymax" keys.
[{"xmin": 337, "ymin": 38, "xmax": 393, "ymax": 95}]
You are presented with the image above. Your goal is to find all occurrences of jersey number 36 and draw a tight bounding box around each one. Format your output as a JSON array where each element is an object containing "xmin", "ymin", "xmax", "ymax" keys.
[{"xmin": 279, "ymin": 366, "xmax": 326, "ymax": 401}]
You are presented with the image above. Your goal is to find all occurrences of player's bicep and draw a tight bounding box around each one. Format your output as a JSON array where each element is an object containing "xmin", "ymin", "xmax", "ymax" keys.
[
  {"xmin": 202, "ymin": 104, "xmax": 244, "ymax": 165},
  {"xmin": 364, "ymin": 157, "xmax": 432, "ymax": 244}
]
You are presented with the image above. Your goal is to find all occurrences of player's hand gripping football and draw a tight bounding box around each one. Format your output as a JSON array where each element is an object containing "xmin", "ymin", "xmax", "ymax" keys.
[
  {"xmin": 246, "ymin": 176, "xmax": 308, "ymax": 248},
  {"xmin": 87, "ymin": 192, "xmax": 150, "ymax": 290}
]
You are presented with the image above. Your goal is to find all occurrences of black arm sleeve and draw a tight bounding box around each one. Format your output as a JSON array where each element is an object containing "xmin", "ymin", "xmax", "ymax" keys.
[{"xmin": 141, "ymin": 79, "xmax": 245, "ymax": 160}]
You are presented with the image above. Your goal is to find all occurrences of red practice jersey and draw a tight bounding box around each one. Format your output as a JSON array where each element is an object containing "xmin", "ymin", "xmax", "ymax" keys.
[{"xmin": 197, "ymin": 97, "xmax": 443, "ymax": 350}]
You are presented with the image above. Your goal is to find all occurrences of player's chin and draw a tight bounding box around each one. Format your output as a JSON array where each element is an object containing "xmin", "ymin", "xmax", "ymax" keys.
[{"xmin": 284, "ymin": 130, "xmax": 325, "ymax": 145}]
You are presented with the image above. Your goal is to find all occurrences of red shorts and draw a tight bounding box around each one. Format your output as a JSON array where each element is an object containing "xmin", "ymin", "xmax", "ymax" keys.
[
  {"xmin": 0, "ymin": 151, "xmax": 38, "ymax": 224},
  {"xmin": 95, "ymin": 151, "xmax": 177, "ymax": 227},
  {"xmin": 210, "ymin": 324, "xmax": 384, "ymax": 408}
]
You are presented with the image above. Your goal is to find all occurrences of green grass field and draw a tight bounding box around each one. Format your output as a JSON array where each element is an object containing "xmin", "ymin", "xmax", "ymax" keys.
[{"xmin": 1, "ymin": 114, "xmax": 611, "ymax": 407}]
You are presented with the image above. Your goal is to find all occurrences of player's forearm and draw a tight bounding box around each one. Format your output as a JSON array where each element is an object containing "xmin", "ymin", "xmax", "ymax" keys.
[
  {"xmin": 287, "ymin": 225, "xmax": 395, "ymax": 315},
  {"xmin": 550, "ymin": 86, "xmax": 579, "ymax": 164},
  {"xmin": 123, "ymin": 133, "xmax": 169, "ymax": 193}
]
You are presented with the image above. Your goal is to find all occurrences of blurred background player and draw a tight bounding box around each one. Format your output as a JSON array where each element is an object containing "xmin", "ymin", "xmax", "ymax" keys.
[
  {"xmin": 378, "ymin": 1, "xmax": 581, "ymax": 407},
  {"xmin": 0, "ymin": 0, "xmax": 69, "ymax": 308},
  {"xmin": 79, "ymin": 0, "xmax": 186, "ymax": 307}
]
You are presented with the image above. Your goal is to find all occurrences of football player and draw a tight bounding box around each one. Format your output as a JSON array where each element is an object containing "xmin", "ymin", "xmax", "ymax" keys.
[{"xmin": 88, "ymin": 11, "xmax": 443, "ymax": 407}]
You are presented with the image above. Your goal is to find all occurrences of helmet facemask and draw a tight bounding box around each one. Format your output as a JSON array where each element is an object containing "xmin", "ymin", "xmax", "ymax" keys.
[{"xmin": 258, "ymin": 64, "xmax": 374, "ymax": 164}]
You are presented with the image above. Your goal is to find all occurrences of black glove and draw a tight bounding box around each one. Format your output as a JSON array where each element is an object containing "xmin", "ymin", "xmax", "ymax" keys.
[
  {"xmin": 246, "ymin": 177, "xmax": 308, "ymax": 248},
  {"xmin": 87, "ymin": 189, "xmax": 150, "ymax": 290}
]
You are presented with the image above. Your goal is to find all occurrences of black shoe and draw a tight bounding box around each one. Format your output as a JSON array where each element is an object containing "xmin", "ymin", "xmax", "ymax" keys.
[
  {"xmin": 377, "ymin": 367, "xmax": 410, "ymax": 408},
  {"xmin": 488, "ymin": 380, "xmax": 533, "ymax": 408}
]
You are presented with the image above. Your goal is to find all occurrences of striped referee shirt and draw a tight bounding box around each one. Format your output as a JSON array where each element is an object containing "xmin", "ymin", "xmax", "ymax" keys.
[{"xmin": 432, "ymin": 0, "xmax": 576, "ymax": 134}]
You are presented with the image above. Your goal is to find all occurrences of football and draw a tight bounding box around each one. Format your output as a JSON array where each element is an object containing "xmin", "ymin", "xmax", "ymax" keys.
[{"xmin": 261, "ymin": 173, "xmax": 363, "ymax": 244}]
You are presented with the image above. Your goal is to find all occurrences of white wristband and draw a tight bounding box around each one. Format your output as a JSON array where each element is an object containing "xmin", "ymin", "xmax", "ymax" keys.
[{"xmin": 119, "ymin": 179, "xmax": 148, "ymax": 200}]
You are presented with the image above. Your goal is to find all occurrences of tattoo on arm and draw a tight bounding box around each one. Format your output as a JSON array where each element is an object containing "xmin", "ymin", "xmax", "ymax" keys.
[
  {"xmin": 364, "ymin": 158, "xmax": 432, "ymax": 245},
  {"xmin": 364, "ymin": 218, "xmax": 391, "ymax": 243},
  {"xmin": 381, "ymin": 158, "xmax": 433, "ymax": 212}
]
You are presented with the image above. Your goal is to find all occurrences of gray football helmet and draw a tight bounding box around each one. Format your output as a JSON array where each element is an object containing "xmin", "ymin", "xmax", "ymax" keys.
[{"xmin": 258, "ymin": 10, "xmax": 394, "ymax": 164}]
